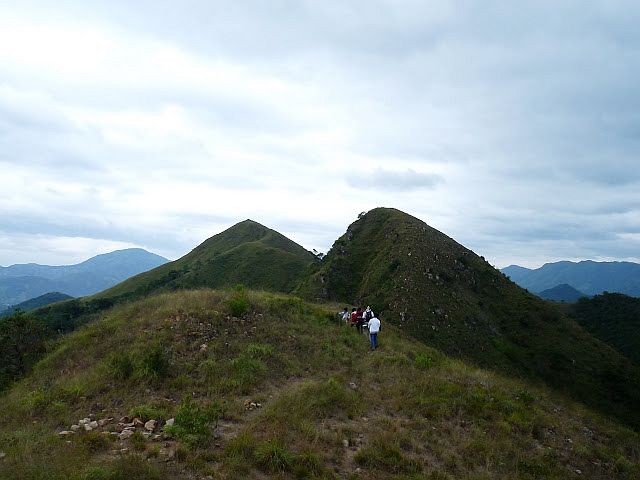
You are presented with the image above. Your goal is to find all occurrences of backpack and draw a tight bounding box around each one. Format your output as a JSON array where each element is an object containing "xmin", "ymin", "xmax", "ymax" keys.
[{"xmin": 365, "ymin": 310, "xmax": 373, "ymax": 321}]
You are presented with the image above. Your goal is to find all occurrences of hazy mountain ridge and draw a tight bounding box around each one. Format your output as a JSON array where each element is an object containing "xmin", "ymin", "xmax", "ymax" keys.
[
  {"xmin": 0, "ymin": 292, "xmax": 73, "ymax": 317},
  {"xmin": 0, "ymin": 248, "xmax": 168, "ymax": 306},
  {"xmin": 502, "ymin": 260, "xmax": 640, "ymax": 297},
  {"xmin": 538, "ymin": 283, "xmax": 588, "ymax": 302}
]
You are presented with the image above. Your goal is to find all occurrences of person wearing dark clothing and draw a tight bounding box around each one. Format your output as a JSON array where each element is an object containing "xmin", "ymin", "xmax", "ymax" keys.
[{"xmin": 355, "ymin": 307, "xmax": 365, "ymax": 334}]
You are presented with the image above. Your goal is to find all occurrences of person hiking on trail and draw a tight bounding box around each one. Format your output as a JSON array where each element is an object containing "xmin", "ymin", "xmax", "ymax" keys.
[
  {"xmin": 355, "ymin": 307, "xmax": 365, "ymax": 334},
  {"xmin": 350, "ymin": 307, "xmax": 358, "ymax": 327},
  {"xmin": 368, "ymin": 313, "xmax": 381, "ymax": 350},
  {"xmin": 341, "ymin": 307, "xmax": 350, "ymax": 324},
  {"xmin": 364, "ymin": 306, "xmax": 374, "ymax": 322}
]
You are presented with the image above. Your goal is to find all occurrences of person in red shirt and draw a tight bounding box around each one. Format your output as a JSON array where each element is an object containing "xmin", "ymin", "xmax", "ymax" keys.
[{"xmin": 350, "ymin": 308, "xmax": 358, "ymax": 326}]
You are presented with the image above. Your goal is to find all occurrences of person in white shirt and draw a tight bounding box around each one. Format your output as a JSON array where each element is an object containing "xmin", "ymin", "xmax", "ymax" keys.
[{"xmin": 367, "ymin": 314, "xmax": 381, "ymax": 350}]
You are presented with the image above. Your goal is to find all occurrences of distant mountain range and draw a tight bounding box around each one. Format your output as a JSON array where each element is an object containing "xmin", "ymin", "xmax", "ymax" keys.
[
  {"xmin": 538, "ymin": 283, "xmax": 588, "ymax": 302},
  {"xmin": 502, "ymin": 260, "xmax": 640, "ymax": 297},
  {"xmin": 0, "ymin": 248, "xmax": 168, "ymax": 307}
]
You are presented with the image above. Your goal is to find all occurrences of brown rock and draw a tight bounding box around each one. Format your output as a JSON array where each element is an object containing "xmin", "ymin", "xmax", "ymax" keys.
[
  {"xmin": 144, "ymin": 420, "xmax": 157, "ymax": 432},
  {"xmin": 119, "ymin": 430, "xmax": 134, "ymax": 440}
]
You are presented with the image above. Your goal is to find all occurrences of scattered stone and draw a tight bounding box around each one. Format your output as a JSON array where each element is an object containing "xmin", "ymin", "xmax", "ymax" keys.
[
  {"xmin": 79, "ymin": 418, "xmax": 90, "ymax": 425},
  {"xmin": 98, "ymin": 417, "xmax": 113, "ymax": 427},
  {"xmin": 119, "ymin": 430, "xmax": 135, "ymax": 440},
  {"xmin": 576, "ymin": 469, "xmax": 582, "ymax": 475},
  {"xmin": 70, "ymin": 425, "xmax": 81, "ymax": 431},
  {"xmin": 133, "ymin": 418, "xmax": 144, "ymax": 428},
  {"xmin": 144, "ymin": 420, "xmax": 157, "ymax": 432},
  {"xmin": 165, "ymin": 418, "xmax": 175, "ymax": 428},
  {"xmin": 119, "ymin": 416, "xmax": 131, "ymax": 423},
  {"xmin": 59, "ymin": 431, "xmax": 75, "ymax": 436},
  {"xmin": 200, "ymin": 343, "xmax": 208, "ymax": 352},
  {"xmin": 342, "ymin": 439, "xmax": 349, "ymax": 447},
  {"xmin": 152, "ymin": 434, "xmax": 162, "ymax": 441},
  {"xmin": 349, "ymin": 382, "xmax": 357, "ymax": 389},
  {"xmin": 84, "ymin": 424, "xmax": 94, "ymax": 432},
  {"xmin": 88, "ymin": 420, "xmax": 99, "ymax": 429},
  {"xmin": 0, "ymin": 452, "xmax": 5, "ymax": 460}
]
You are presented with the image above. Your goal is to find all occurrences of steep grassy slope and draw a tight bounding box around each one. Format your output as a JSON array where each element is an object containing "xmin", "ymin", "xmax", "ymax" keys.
[
  {"xmin": 296, "ymin": 208, "xmax": 640, "ymax": 429},
  {"xmin": 568, "ymin": 293, "xmax": 640, "ymax": 365},
  {"xmin": 97, "ymin": 220, "xmax": 315, "ymax": 300},
  {"xmin": 34, "ymin": 220, "xmax": 316, "ymax": 332},
  {"xmin": 0, "ymin": 289, "xmax": 638, "ymax": 480}
]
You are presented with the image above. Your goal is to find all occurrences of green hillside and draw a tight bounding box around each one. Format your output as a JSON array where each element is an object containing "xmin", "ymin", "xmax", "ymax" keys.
[
  {"xmin": 99, "ymin": 219, "xmax": 316, "ymax": 299},
  {"xmin": 0, "ymin": 289, "xmax": 638, "ymax": 479},
  {"xmin": 35, "ymin": 220, "xmax": 316, "ymax": 332},
  {"xmin": 296, "ymin": 208, "xmax": 640, "ymax": 429},
  {"xmin": 0, "ymin": 292, "xmax": 73, "ymax": 317},
  {"xmin": 569, "ymin": 293, "xmax": 640, "ymax": 364}
]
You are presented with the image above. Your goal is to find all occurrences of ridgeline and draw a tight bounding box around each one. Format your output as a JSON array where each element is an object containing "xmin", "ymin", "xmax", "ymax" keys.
[{"xmin": 297, "ymin": 208, "xmax": 640, "ymax": 429}]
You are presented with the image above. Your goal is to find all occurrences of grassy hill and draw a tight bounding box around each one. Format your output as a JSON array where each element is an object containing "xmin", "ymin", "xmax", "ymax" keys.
[
  {"xmin": 0, "ymin": 289, "xmax": 638, "ymax": 479},
  {"xmin": 0, "ymin": 292, "xmax": 73, "ymax": 317},
  {"xmin": 296, "ymin": 208, "xmax": 640, "ymax": 429},
  {"xmin": 538, "ymin": 284, "xmax": 587, "ymax": 302},
  {"xmin": 569, "ymin": 293, "xmax": 640, "ymax": 365},
  {"xmin": 96, "ymin": 220, "xmax": 315, "ymax": 300},
  {"xmin": 34, "ymin": 220, "xmax": 316, "ymax": 333}
]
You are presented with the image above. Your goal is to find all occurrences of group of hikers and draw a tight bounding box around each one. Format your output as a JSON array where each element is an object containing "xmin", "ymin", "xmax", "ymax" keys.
[{"xmin": 339, "ymin": 306, "xmax": 381, "ymax": 350}]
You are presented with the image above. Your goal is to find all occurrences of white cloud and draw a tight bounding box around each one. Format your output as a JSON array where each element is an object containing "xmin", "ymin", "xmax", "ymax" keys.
[{"xmin": 0, "ymin": 1, "xmax": 639, "ymax": 269}]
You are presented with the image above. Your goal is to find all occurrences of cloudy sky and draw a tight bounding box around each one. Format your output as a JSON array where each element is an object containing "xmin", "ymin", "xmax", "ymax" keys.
[{"xmin": 1, "ymin": 1, "xmax": 639, "ymax": 268}]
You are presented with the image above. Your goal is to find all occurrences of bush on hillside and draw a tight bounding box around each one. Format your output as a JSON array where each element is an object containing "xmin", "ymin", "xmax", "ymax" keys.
[
  {"xmin": 227, "ymin": 285, "xmax": 250, "ymax": 317},
  {"xmin": 0, "ymin": 312, "xmax": 49, "ymax": 391},
  {"xmin": 165, "ymin": 399, "xmax": 224, "ymax": 446}
]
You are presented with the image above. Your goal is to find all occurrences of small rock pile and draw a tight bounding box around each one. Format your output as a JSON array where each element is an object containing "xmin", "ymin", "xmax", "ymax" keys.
[
  {"xmin": 58, "ymin": 414, "xmax": 175, "ymax": 442},
  {"xmin": 244, "ymin": 400, "xmax": 262, "ymax": 411}
]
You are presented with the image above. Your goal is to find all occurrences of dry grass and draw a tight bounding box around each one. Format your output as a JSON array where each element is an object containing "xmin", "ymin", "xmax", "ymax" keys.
[{"xmin": 0, "ymin": 289, "xmax": 638, "ymax": 479}]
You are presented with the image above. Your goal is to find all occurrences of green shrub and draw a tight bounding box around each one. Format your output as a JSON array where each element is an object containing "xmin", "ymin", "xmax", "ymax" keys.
[
  {"xmin": 129, "ymin": 404, "xmax": 167, "ymax": 421},
  {"xmin": 245, "ymin": 343, "xmax": 274, "ymax": 358},
  {"xmin": 293, "ymin": 450, "xmax": 324, "ymax": 478},
  {"xmin": 231, "ymin": 355, "xmax": 267, "ymax": 387},
  {"xmin": 255, "ymin": 439, "xmax": 295, "ymax": 473},
  {"xmin": 354, "ymin": 440, "xmax": 421, "ymax": 474},
  {"xmin": 228, "ymin": 285, "xmax": 250, "ymax": 317},
  {"xmin": 165, "ymin": 399, "xmax": 223, "ymax": 446},
  {"xmin": 228, "ymin": 297, "xmax": 250, "ymax": 317},
  {"xmin": 141, "ymin": 345, "xmax": 170, "ymax": 379},
  {"xmin": 225, "ymin": 431, "xmax": 256, "ymax": 462},
  {"xmin": 80, "ymin": 457, "xmax": 164, "ymax": 479},
  {"xmin": 131, "ymin": 430, "xmax": 147, "ymax": 451},
  {"xmin": 110, "ymin": 354, "xmax": 134, "ymax": 380},
  {"xmin": 80, "ymin": 431, "xmax": 113, "ymax": 453}
]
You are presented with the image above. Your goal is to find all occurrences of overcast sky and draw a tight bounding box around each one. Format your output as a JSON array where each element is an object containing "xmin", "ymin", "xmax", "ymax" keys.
[{"xmin": 1, "ymin": 1, "xmax": 639, "ymax": 268}]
